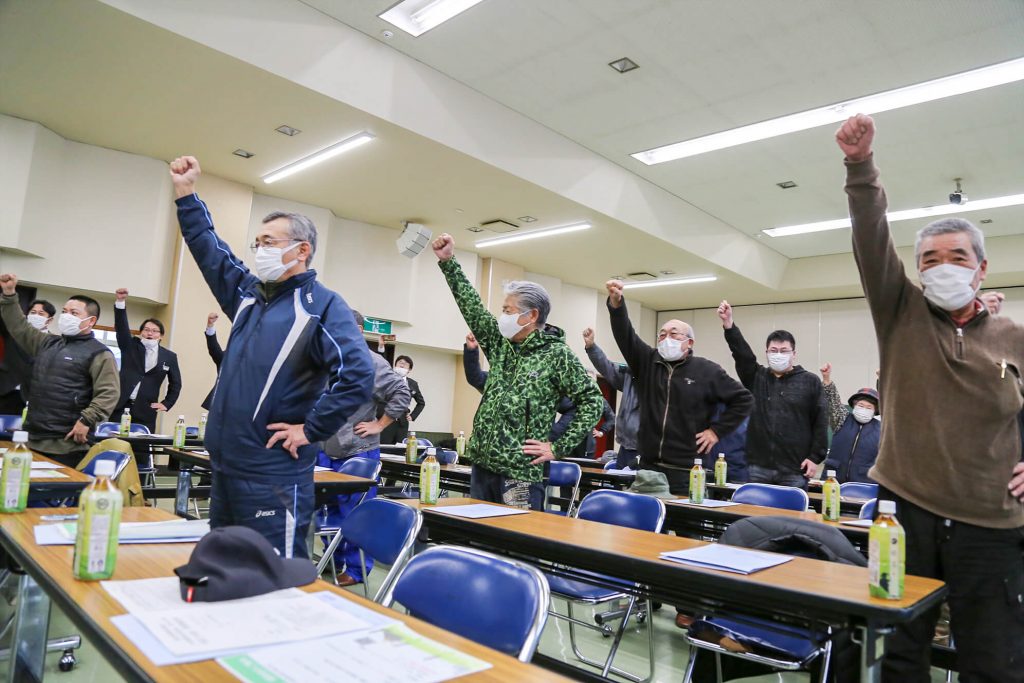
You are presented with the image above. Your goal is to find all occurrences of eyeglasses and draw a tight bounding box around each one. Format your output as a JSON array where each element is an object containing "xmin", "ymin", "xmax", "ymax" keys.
[{"xmin": 249, "ymin": 238, "xmax": 300, "ymax": 253}]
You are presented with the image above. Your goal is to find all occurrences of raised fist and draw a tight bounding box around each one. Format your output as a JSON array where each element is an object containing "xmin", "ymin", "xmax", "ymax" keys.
[
  {"xmin": 820, "ymin": 362, "xmax": 832, "ymax": 385},
  {"xmin": 835, "ymin": 114, "xmax": 875, "ymax": 163},
  {"xmin": 432, "ymin": 233, "xmax": 455, "ymax": 261},
  {"xmin": 169, "ymin": 156, "xmax": 202, "ymax": 198},
  {"xmin": 207, "ymin": 312, "xmax": 219, "ymax": 327},
  {"xmin": 0, "ymin": 274, "xmax": 18, "ymax": 296},
  {"xmin": 717, "ymin": 300, "xmax": 734, "ymax": 329},
  {"xmin": 115, "ymin": 288, "xmax": 129, "ymax": 302},
  {"xmin": 582, "ymin": 327, "xmax": 595, "ymax": 348},
  {"xmin": 465, "ymin": 332, "xmax": 478, "ymax": 350},
  {"xmin": 605, "ymin": 280, "xmax": 624, "ymax": 308}
]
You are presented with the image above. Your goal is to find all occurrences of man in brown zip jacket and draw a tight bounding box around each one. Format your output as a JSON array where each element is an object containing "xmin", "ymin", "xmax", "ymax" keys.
[
  {"xmin": 606, "ymin": 280, "xmax": 753, "ymax": 494},
  {"xmin": 838, "ymin": 113, "xmax": 1024, "ymax": 682}
]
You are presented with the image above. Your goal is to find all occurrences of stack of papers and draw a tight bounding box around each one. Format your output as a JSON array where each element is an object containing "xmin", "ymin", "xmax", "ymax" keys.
[
  {"xmin": 840, "ymin": 518, "xmax": 874, "ymax": 528},
  {"xmin": 674, "ymin": 498, "xmax": 740, "ymax": 508},
  {"xmin": 660, "ymin": 545, "xmax": 793, "ymax": 574},
  {"xmin": 426, "ymin": 504, "xmax": 530, "ymax": 519},
  {"xmin": 34, "ymin": 519, "xmax": 210, "ymax": 546}
]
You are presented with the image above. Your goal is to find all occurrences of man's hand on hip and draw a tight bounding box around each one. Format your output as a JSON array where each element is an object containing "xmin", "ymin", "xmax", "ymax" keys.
[{"xmin": 265, "ymin": 423, "xmax": 310, "ymax": 459}]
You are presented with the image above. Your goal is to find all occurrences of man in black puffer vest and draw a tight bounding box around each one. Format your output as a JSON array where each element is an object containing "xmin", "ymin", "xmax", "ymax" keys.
[{"xmin": 0, "ymin": 274, "xmax": 120, "ymax": 468}]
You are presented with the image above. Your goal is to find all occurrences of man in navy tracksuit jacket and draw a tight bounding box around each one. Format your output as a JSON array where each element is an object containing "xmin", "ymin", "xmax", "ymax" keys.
[{"xmin": 169, "ymin": 156, "xmax": 374, "ymax": 559}]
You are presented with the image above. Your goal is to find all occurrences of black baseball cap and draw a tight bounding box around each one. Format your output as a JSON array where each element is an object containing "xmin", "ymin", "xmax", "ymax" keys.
[{"xmin": 174, "ymin": 526, "xmax": 317, "ymax": 603}]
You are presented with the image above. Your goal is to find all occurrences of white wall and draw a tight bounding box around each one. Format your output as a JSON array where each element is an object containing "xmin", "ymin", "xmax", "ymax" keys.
[{"xmin": 392, "ymin": 343, "xmax": 457, "ymax": 434}]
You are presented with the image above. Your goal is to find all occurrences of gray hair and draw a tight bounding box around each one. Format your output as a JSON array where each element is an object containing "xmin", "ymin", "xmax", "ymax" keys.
[
  {"xmin": 263, "ymin": 211, "xmax": 318, "ymax": 261},
  {"xmin": 914, "ymin": 217, "xmax": 985, "ymax": 264},
  {"xmin": 504, "ymin": 280, "xmax": 551, "ymax": 326}
]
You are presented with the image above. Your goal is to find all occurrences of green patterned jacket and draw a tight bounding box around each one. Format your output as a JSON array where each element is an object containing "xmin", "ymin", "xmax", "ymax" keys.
[{"xmin": 440, "ymin": 257, "xmax": 603, "ymax": 482}]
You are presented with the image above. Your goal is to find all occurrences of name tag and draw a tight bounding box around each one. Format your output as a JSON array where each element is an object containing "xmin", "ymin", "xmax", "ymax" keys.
[{"xmin": 162, "ymin": 363, "xmax": 170, "ymax": 372}]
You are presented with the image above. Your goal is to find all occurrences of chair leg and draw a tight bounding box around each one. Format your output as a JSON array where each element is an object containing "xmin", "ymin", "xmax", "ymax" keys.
[
  {"xmin": 599, "ymin": 595, "xmax": 635, "ymax": 678},
  {"xmin": 681, "ymin": 643, "xmax": 698, "ymax": 683},
  {"xmin": 358, "ymin": 550, "xmax": 369, "ymax": 599},
  {"xmin": 817, "ymin": 637, "xmax": 833, "ymax": 683}
]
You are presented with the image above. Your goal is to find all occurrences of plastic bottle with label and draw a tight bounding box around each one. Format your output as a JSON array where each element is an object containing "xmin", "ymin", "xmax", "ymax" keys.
[{"xmin": 73, "ymin": 459, "xmax": 123, "ymax": 581}]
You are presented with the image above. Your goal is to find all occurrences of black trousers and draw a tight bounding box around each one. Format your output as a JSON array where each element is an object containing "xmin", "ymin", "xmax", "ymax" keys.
[
  {"xmin": 878, "ymin": 486, "xmax": 1024, "ymax": 683},
  {"xmin": 379, "ymin": 418, "xmax": 409, "ymax": 447}
]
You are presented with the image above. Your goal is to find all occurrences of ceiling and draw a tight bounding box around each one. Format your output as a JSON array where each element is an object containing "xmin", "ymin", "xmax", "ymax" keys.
[
  {"xmin": 311, "ymin": 0, "xmax": 1024, "ymax": 259},
  {"xmin": 2, "ymin": 0, "xmax": 1023, "ymax": 312}
]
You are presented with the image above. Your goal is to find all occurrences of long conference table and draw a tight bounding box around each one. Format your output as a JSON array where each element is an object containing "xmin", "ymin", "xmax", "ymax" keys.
[
  {"xmin": 405, "ymin": 497, "xmax": 946, "ymax": 683},
  {"xmin": 0, "ymin": 443, "xmax": 93, "ymax": 503},
  {"xmin": 0, "ymin": 506, "xmax": 569, "ymax": 683}
]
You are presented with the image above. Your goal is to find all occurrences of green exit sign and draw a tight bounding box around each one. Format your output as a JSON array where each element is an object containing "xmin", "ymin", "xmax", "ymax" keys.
[{"xmin": 363, "ymin": 317, "xmax": 392, "ymax": 335}]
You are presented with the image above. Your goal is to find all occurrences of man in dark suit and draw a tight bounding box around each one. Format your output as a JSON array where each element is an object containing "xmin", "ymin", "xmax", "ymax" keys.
[
  {"xmin": 202, "ymin": 311, "xmax": 223, "ymax": 410},
  {"xmin": 110, "ymin": 288, "xmax": 182, "ymax": 432},
  {"xmin": 379, "ymin": 354, "xmax": 425, "ymax": 444}
]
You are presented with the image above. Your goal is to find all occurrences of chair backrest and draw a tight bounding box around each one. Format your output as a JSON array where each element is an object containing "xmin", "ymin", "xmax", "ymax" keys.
[
  {"xmin": 434, "ymin": 449, "xmax": 458, "ymax": 465},
  {"xmin": 81, "ymin": 450, "xmax": 132, "ymax": 481},
  {"xmin": 185, "ymin": 426, "xmax": 200, "ymax": 437},
  {"xmin": 548, "ymin": 461, "xmax": 582, "ymax": 488},
  {"xmin": 340, "ymin": 499, "xmax": 422, "ymax": 600},
  {"xmin": 129, "ymin": 423, "xmax": 151, "ymax": 435},
  {"xmin": 732, "ymin": 483, "xmax": 809, "ymax": 512},
  {"xmin": 859, "ymin": 498, "xmax": 877, "ymax": 520},
  {"xmin": 602, "ymin": 460, "xmax": 620, "ymax": 471},
  {"xmin": 0, "ymin": 414, "xmax": 23, "ymax": 432},
  {"xmin": 840, "ymin": 481, "xmax": 878, "ymax": 501},
  {"xmin": 336, "ymin": 456, "xmax": 382, "ymax": 481},
  {"xmin": 577, "ymin": 489, "xmax": 666, "ymax": 532},
  {"xmin": 382, "ymin": 546, "xmax": 550, "ymax": 662},
  {"xmin": 95, "ymin": 422, "xmax": 119, "ymax": 436}
]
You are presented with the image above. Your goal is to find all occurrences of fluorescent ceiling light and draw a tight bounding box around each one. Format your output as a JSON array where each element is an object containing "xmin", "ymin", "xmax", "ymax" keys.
[
  {"xmin": 262, "ymin": 132, "xmax": 374, "ymax": 184},
  {"xmin": 622, "ymin": 275, "xmax": 717, "ymax": 289},
  {"xmin": 475, "ymin": 222, "xmax": 590, "ymax": 248},
  {"xmin": 632, "ymin": 56, "xmax": 1024, "ymax": 165},
  {"xmin": 380, "ymin": 0, "xmax": 488, "ymax": 37},
  {"xmin": 764, "ymin": 193, "xmax": 1024, "ymax": 237}
]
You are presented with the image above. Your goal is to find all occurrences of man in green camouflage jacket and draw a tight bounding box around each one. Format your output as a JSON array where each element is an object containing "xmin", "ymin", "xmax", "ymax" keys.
[{"xmin": 432, "ymin": 233, "xmax": 603, "ymax": 510}]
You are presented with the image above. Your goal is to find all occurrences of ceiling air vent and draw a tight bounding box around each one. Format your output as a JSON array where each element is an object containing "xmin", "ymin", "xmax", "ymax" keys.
[
  {"xmin": 626, "ymin": 272, "xmax": 657, "ymax": 281},
  {"xmin": 479, "ymin": 219, "xmax": 519, "ymax": 234}
]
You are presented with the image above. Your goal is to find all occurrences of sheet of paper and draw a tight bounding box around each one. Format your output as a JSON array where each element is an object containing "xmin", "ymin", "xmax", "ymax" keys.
[
  {"xmin": 102, "ymin": 577, "xmax": 306, "ymax": 614},
  {"xmin": 134, "ymin": 592, "xmax": 376, "ymax": 657},
  {"xmin": 660, "ymin": 544, "xmax": 793, "ymax": 575},
  {"xmin": 113, "ymin": 592, "xmax": 396, "ymax": 665},
  {"xmin": 313, "ymin": 466, "xmax": 332, "ymax": 472},
  {"xmin": 26, "ymin": 470, "xmax": 68, "ymax": 479},
  {"xmin": 839, "ymin": 518, "xmax": 874, "ymax": 528},
  {"xmin": 426, "ymin": 504, "xmax": 530, "ymax": 519},
  {"xmin": 34, "ymin": 520, "xmax": 209, "ymax": 546},
  {"xmin": 218, "ymin": 622, "xmax": 491, "ymax": 683},
  {"xmin": 0, "ymin": 460, "xmax": 63, "ymax": 469},
  {"xmin": 674, "ymin": 498, "xmax": 741, "ymax": 508},
  {"xmin": 601, "ymin": 469, "xmax": 635, "ymax": 477}
]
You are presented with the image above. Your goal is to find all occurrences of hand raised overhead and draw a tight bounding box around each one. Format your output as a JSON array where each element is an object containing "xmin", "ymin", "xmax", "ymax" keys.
[{"xmin": 835, "ymin": 114, "xmax": 875, "ymax": 163}]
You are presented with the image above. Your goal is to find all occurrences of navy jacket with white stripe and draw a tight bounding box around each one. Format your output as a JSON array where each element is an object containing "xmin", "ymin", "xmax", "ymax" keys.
[{"xmin": 176, "ymin": 194, "xmax": 374, "ymax": 484}]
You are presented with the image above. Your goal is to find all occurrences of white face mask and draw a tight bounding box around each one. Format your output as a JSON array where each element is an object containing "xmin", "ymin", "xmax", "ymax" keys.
[
  {"xmin": 498, "ymin": 311, "xmax": 531, "ymax": 340},
  {"xmin": 852, "ymin": 405, "xmax": 875, "ymax": 424},
  {"xmin": 26, "ymin": 314, "xmax": 49, "ymax": 331},
  {"xmin": 657, "ymin": 337, "xmax": 687, "ymax": 362},
  {"xmin": 767, "ymin": 353, "xmax": 792, "ymax": 373},
  {"xmin": 58, "ymin": 313, "xmax": 89, "ymax": 337},
  {"xmin": 141, "ymin": 338, "xmax": 160, "ymax": 351},
  {"xmin": 394, "ymin": 366, "xmax": 409, "ymax": 377},
  {"xmin": 919, "ymin": 263, "xmax": 979, "ymax": 312},
  {"xmin": 254, "ymin": 242, "xmax": 301, "ymax": 283}
]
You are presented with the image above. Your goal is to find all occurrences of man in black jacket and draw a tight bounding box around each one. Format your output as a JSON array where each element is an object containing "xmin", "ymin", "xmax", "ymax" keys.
[
  {"xmin": 202, "ymin": 311, "xmax": 223, "ymax": 410},
  {"xmin": 110, "ymin": 288, "xmax": 182, "ymax": 432},
  {"xmin": 717, "ymin": 300, "xmax": 827, "ymax": 489},
  {"xmin": 380, "ymin": 354, "xmax": 425, "ymax": 444},
  {"xmin": 606, "ymin": 280, "xmax": 753, "ymax": 494}
]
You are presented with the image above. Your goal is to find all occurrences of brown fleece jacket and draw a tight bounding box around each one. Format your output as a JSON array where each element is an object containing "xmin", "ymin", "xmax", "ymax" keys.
[{"xmin": 847, "ymin": 155, "xmax": 1024, "ymax": 529}]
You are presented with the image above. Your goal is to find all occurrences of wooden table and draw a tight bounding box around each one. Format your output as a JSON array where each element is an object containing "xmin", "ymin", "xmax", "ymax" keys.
[
  {"xmin": 407, "ymin": 497, "xmax": 945, "ymax": 683},
  {"xmin": 663, "ymin": 498, "xmax": 869, "ymax": 550},
  {"xmin": 578, "ymin": 466, "xmax": 635, "ymax": 493},
  {"xmin": 0, "ymin": 442, "xmax": 93, "ymax": 502},
  {"xmin": 377, "ymin": 454, "xmax": 472, "ymax": 494},
  {"xmin": 0, "ymin": 507, "xmax": 568, "ymax": 683},
  {"xmin": 164, "ymin": 449, "xmax": 376, "ymax": 519}
]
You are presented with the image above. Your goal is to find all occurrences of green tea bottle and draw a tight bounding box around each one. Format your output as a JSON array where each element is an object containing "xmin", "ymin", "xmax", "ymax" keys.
[
  {"xmin": 73, "ymin": 459, "xmax": 123, "ymax": 581},
  {"xmin": 119, "ymin": 407, "xmax": 132, "ymax": 436},
  {"xmin": 0, "ymin": 431, "xmax": 32, "ymax": 513},
  {"xmin": 689, "ymin": 458, "xmax": 705, "ymax": 504},
  {"xmin": 419, "ymin": 455, "xmax": 440, "ymax": 505},
  {"xmin": 714, "ymin": 453, "xmax": 727, "ymax": 486},
  {"xmin": 405, "ymin": 431, "xmax": 418, "ymax": 464},
  {"xmin": 173, "ymin": 415, "xmax": 187, "ymax": 448},
  {"xmin": 822, "ymin": 469, "xmax": 841, "ymax": 522},
  {"xmin": 869, "ymin": 500, "xmax": 905, "ymax": 600}
]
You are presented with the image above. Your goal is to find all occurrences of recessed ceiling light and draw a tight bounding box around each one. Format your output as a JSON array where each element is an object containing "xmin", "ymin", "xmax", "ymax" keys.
[
  {"xmin": 980, "ymin": 218, "xmax": 994, "ymax": 224},
  {"xmin": 455, "ymin": 208, "xmax": 464, "ymax": 214},
  {"xmin": 262, "ymin": 132, "xmax": 374, "ymax": 184},
  {"xmin": 518, "ymin": 216, "xmax": 537, "ymax": 223},
  {"xmin": 467, "ymin": 227, "xmax": 484, "ymax": 233},
  {"xmin": 608, "ymin": 57, "xmax": 639, "ymax": 74},
  {"xmin": 380, "ymin": 0, "xmax": 488, "ymax": 37},
  {"xmin": 776, "ymin": 180, "xmax": 798, "ymax": 189},
  {"xmin": 633, "ymin": 56, "xmax": 1024, "ymax": 165},
  {"xmin": 763, "ymin": 192, "xmax": 1024, "ymax": 237},
  {"xmin": 232, "ymin": 149, "xmax": 255, "ymax": 159},
  {"xmin": 659, "ymin": 270, "xmax": 675, "ymax": 275},
  {"xmin": 381, "ymin": 30, "xmax": 394, "ymax": 39},
  {"xmin": 622, "ymin": 275, "xmax": 718, "ymax": 289},
  {"xmin": 275, "ymin": 125, "xmax": 302, "ymax": 137},
  {"xmin": 475, "ymin": 222, "xmax": 591, "ymax": 248}
]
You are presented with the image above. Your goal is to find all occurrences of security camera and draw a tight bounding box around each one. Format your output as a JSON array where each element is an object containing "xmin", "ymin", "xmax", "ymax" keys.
[{"xmin": 949, "ymin": 178, "xmax": 967, "ymax": 205}]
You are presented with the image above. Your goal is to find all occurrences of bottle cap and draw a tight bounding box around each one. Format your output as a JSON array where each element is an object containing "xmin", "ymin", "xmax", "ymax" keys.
[
  {"xmin": 94, "ymin": 459, "xmax": 117, "ymax": 477},
  {"xmin": 124, "ymin": 407, "xmax": 130, "ymax": 413},
  {"xmin": 826, "ymin": 470, "xmax": 836, "ymax": 478},
  {"xmin": 178, "ymin": 414, "xmax": 185, "ymax": 419},
  {"xmin": 12, "ymin": 431, "xmax": 28, "ymax": 444},
  {"xmin": 694, "ymin": 458, "xmax": 702, "ymax": 465},
  {"xmin": 878, "ymin": 500, "xmax": 896, "ymax": 515},
  {"xmin": 717, "ymin": 453, "xmax": 725, "ymax": 458}
]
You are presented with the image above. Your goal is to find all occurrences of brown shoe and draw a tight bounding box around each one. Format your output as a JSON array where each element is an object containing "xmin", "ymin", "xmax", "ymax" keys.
[
  {"xmin": 675, "ymin": 613, "xmax": 695, "ymax": 629},
  {"xmin": 335, "ymin": 573, "xmax": 360, "ymax": 587}
]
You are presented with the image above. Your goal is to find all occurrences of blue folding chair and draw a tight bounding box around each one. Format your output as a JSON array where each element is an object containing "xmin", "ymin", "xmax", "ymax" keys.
[
  {"xmin": 733, "ymin": 483, "xmax": 809, "ymax": 511},
  {"xmin": 603, "ymin": 460, "xmax": 621, "ymax": 471},
  {"xmin": 433, "ymin": 448, "xmax": 458, "ymax": 465},
  {"xmin": 185, "ymin": 426, "xmax": 200, "ymax": 437},
  {"xmin": 545, "ymin": 461, "xmax": 581, "ymax": 516},
  {"xmin": 314, "ymin": 457, "xmax": 382, "ymax": 583},
  {"xmin": 94, "ymin": 422, "xmax": 151, "ymax": 436},
  {"xmin": 545, "ymin": 490, "xmax": 666, "ymax": 681},
  {"xmin": 402, "ymin": 437, "xmax": 433, "ymax": 447},
  {"xmin": 0, "ymin": 415, "xmax": 24, "ymax": 440},
  {"xmin": 840, "ymin": 481, "xmax": 878, "ymax": 501},
  {"xmin": 859, "ymin": 498, "xmax": 877, "ymax": 520},
  {"xmin": 382, "ymin": 546, "xmax": 550, "ymax": 662},
  {"xmin": 316, "ymin": 498, "xmax": 421, "ymax": 600},
  {"xmin": 80, "ymin": 451, "xmax": 132, "ymax": 480}
]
